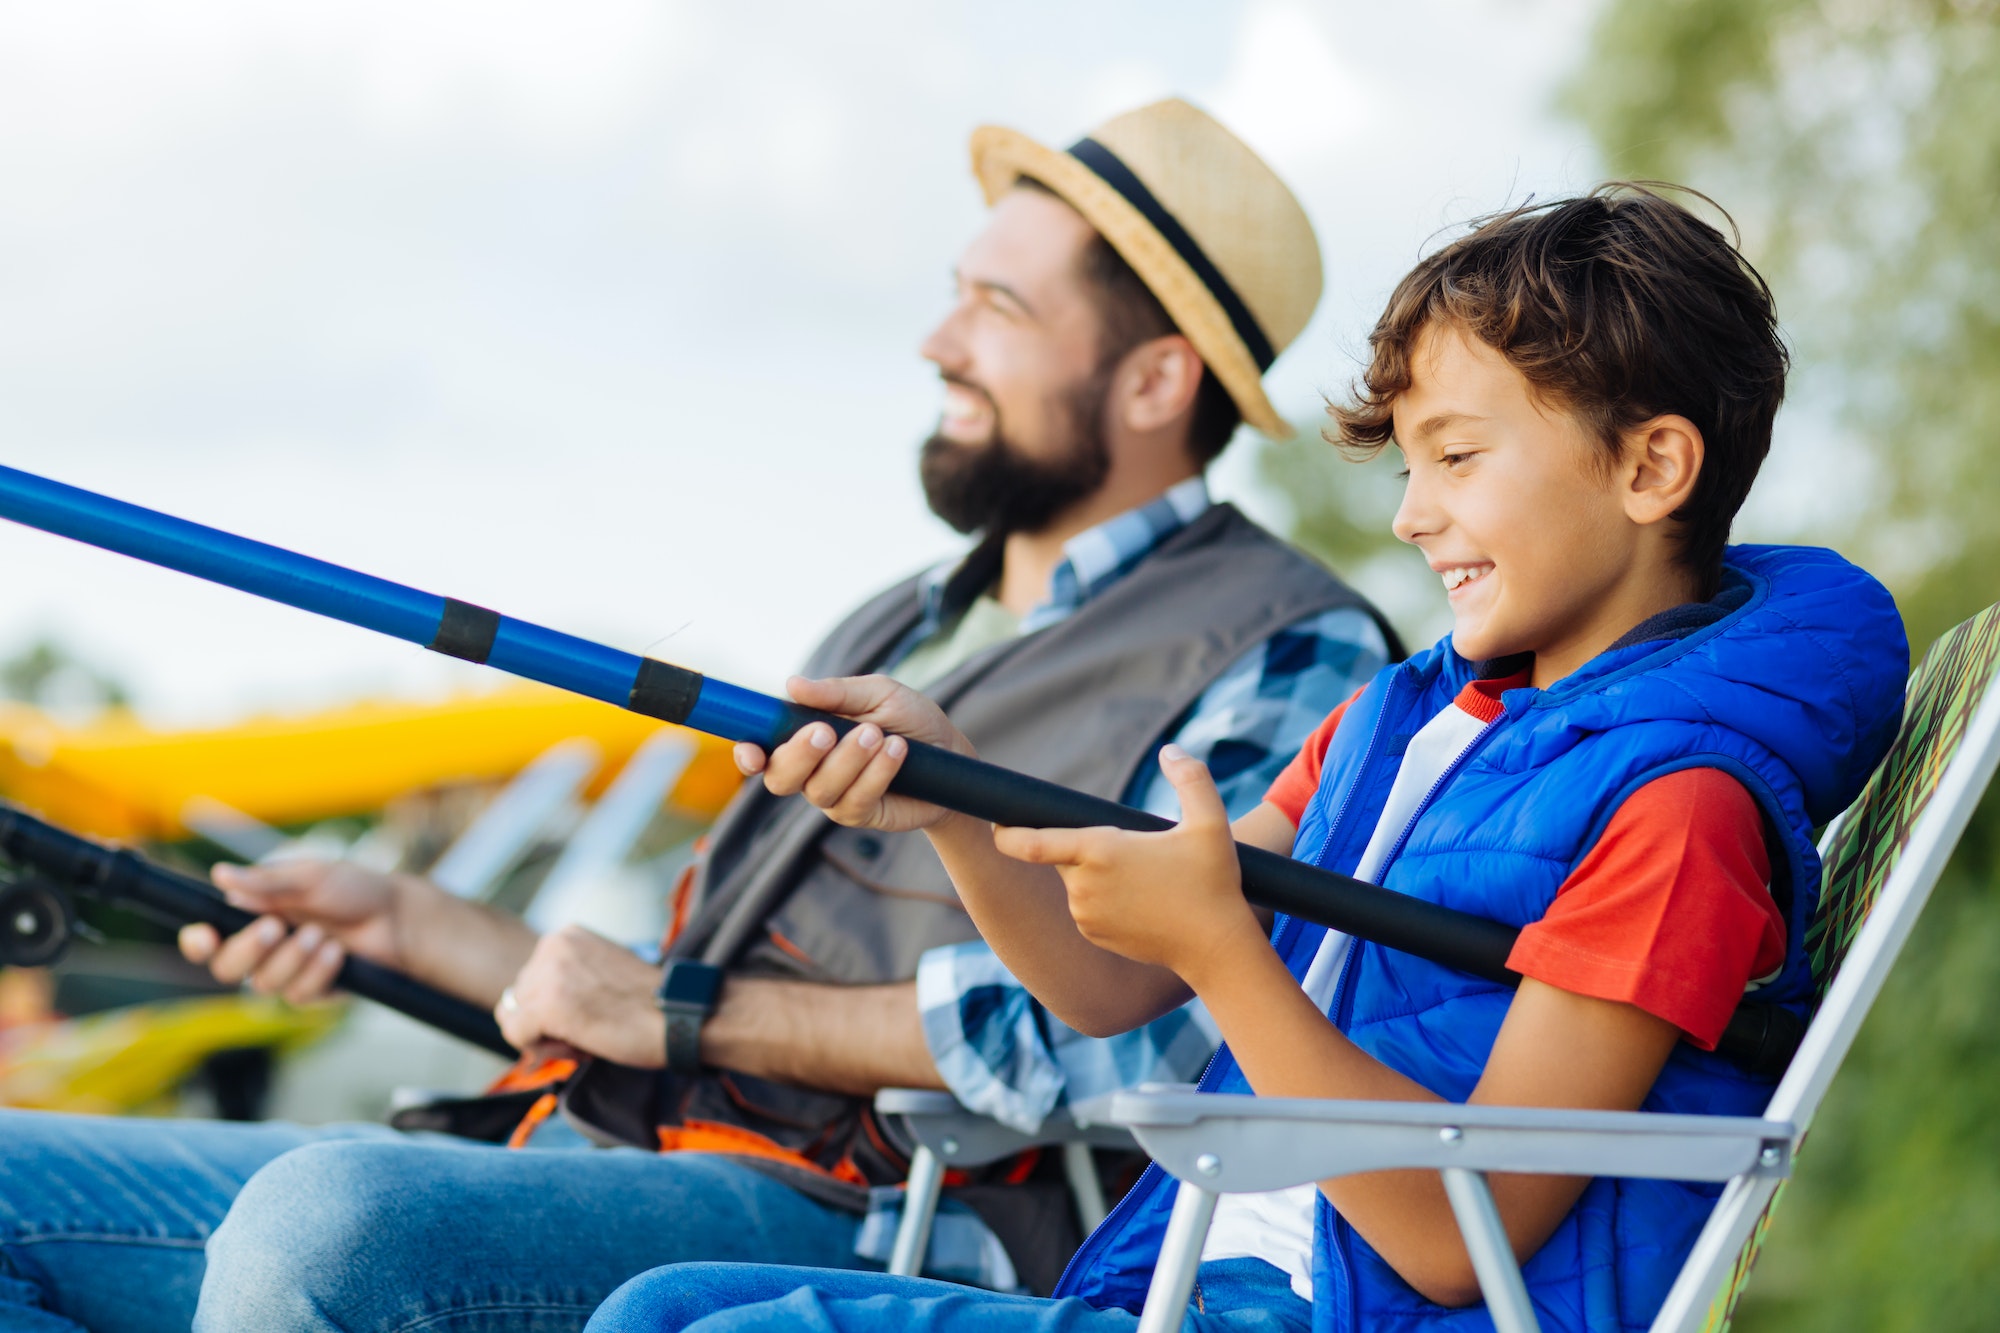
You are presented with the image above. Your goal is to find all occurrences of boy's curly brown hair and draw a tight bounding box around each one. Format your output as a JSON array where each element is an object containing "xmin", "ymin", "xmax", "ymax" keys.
[{"xmin": 1331, "ymin": 183, "xmax": 1789, "ymax": 596}]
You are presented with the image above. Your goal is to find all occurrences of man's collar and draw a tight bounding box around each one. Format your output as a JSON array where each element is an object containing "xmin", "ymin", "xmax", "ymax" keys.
[{"xmin": 915, "ymin": 476, "xmax": 1212, "ymax": 633}]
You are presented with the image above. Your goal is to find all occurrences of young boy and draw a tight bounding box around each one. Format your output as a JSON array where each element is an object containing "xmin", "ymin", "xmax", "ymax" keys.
[{"xmin": 584, "ymin": 186, "xmax": 1909, "ymax": 1331}]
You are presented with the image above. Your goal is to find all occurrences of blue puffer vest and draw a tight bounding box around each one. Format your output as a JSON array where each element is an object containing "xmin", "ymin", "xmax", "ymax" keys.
[{"xmin": 1053, "ymin": 546, "xmax": 1908, "ymax": 1332}]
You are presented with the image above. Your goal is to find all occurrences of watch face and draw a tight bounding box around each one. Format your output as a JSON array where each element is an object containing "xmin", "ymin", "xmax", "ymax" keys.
[{"xmin": 660, "ymin": 961, "xmax": 724, "ymax": 1008}]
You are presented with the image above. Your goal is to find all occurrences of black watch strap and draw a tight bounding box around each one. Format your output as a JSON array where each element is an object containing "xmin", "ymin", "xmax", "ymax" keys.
[{"xmin": 655, "ymin": 959, "xmax": 725, "ymax": 1071}]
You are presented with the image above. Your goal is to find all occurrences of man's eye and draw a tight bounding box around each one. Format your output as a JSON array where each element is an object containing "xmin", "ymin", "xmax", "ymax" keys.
[
  {"xmin": 1395, "ymin": 466, "xmax": 1410, "ymax": 479},
  {"xmin": 1442, "ymin": 452, "xmax": 1473, "ymax": 468}
]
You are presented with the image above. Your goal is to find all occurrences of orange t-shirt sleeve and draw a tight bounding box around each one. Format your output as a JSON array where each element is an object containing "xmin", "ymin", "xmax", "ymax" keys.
[
  {"xmin": 1506, "ymin": 768, "xmax": 1786, "ymax": 1050},
  {"xmin": 1262, "ymin": 687, "xmax": 1365, "ymax": 827}
]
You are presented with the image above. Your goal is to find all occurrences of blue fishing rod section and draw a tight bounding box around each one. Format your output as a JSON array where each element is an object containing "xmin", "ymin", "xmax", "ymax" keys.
[{"xmin": 0, "ymin": 462, "xmax": 784, "ymax": 744}]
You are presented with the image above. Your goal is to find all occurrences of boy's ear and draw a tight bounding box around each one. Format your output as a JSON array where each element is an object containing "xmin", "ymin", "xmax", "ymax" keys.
[{"xmin": 1620, "ymin": 414, "xmax": 1704, "ymax": 527}]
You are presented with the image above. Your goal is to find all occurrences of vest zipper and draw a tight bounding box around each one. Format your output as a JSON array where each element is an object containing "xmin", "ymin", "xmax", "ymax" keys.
[{"xmin": 1372, "ymin": 713, "xmax": 1505, "ymax": 877}]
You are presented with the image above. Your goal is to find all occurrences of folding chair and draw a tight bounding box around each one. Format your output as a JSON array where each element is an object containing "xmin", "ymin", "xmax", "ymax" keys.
[
  {"xmin": 1076, "ymin": 603, "xmax": 2000, "ymax": 1333},
  {"xmin": 873, "ymin": 1086, "xmax": 1142, "ymax": 1278}
]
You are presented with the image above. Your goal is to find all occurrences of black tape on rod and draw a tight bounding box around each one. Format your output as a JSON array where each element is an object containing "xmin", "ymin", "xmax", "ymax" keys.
[
  {"xmin": 428, "ymin": 598, "xmax": 502, "ymax": 664},
  {"xmin": 628, "ymin": 658, "xmax": 703, "ymax": 725}
]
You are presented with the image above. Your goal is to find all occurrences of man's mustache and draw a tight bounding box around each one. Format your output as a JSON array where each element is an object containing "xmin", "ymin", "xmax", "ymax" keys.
[{"xmin": 937, "ymin": 373, "xmax": 998, "ymax": 418}]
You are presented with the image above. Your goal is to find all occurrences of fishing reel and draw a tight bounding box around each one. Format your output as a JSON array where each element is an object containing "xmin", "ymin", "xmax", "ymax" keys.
[{"xmin": 0, "ymin": 870, "xmax": 79, "ymax": 969}]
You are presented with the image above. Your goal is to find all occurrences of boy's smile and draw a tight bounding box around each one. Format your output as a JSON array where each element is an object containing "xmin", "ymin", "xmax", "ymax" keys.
[
  {"xmin": 1439, "ymin": 563, "xmax": 1492, "ymax": 596},
  {"xmin": 1390, "ymin": 323, "xmax": 1703, "ymax": 687}
]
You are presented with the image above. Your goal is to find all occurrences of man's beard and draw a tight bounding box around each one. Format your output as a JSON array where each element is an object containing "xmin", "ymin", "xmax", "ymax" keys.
[{"xmin": 919, "ymin": 368, "xmax": 1112, "ymax": 538}]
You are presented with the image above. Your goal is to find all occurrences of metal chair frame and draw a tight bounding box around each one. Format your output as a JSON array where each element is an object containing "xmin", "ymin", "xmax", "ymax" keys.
[{"xmin": 874, "ymin": 1086, "xmax": 1140, "ymax": 1278}]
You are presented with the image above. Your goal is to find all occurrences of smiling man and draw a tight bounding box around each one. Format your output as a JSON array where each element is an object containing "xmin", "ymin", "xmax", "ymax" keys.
[{"xmin": 0, "ymin": 100, "xmax": 1395, "ymax": 1333}]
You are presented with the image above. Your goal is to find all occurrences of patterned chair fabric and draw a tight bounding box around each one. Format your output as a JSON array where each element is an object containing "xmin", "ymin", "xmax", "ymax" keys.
[{"xmin": 1704, "ymin": 603, "xmax": 2000, "ymax": 1330}]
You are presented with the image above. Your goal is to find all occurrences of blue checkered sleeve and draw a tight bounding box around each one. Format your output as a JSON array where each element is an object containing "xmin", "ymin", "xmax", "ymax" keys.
[
  {"xmin": 913, "ymin": 604, "xmax": 1390, "ymax": 1134},
  {"xmin": 1130, "ymin": 606, "xmax": 1391, "ymax": 821}
]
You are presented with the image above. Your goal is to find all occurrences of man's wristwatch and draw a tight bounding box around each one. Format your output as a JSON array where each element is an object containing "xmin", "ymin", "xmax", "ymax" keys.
[{"xmin": 654, "ymin": 959, "xmax": 725, "ymax": 1072}]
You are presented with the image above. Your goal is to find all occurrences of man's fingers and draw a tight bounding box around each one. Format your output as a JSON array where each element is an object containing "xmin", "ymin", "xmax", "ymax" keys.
[
  {"xmin": 495, "ymin": 988, "xmax": 541, "ymax": 1051},
  {"xmin": 210, "ymin": 862, "xmax": 278, "ymax": 911},
  {"xmin": 733, "ymin": 743, "xmax": 768, "ymax": 776},
  {"xmin": 178, "ymin": 922, "xmax": 220, "ymax": 965},
  {"xmin": 205, "ymin": 915, "xmax": 289, "ymax": 985},
  {"xmin": 211, "ymin": 859, "xmax": 323, "ymax": 911},
  {"xmin": 244, "ymin": 922, "xmax": 328, "ymax": 997},
  {"xmin": 281, "ymin": 939, "xmax": 345, "ymax": 1006},
  {"xmin": 1159, "ymin": 744, "xmax": 1229, "ymax": 828}
]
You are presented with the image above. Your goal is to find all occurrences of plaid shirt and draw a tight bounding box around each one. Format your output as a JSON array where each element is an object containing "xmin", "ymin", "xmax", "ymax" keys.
[{"xmin": 853, "ymin": 478, "xmax": 1390, "ymax": 1286}]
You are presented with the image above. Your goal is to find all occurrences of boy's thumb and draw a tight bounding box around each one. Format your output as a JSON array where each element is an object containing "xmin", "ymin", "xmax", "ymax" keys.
[
  {"xmin": 786, "ymin": 673, "xmax": 887, "ymax": 717},
  {"xmin": 1160, "ymin": 744, "xmax": 1226, "ymax": 826}
]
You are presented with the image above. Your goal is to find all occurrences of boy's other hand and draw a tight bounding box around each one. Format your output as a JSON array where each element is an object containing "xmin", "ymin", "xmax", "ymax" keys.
[
  {"xmin": 180, "ymin": 860, "xmax": 414, "ymax": 1005},
  {"xmin": 737, "ymin": 675, "xmax": 975, "ymax": 833},
  {"xmin": 994, "ymin": 744, "xmax": 1264, "ymax": 985}
]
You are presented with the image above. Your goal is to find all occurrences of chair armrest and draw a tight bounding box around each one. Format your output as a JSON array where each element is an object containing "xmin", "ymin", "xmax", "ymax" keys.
[
  {"xmin": 1073, "ymin": 1089, "xmax": 1794, "ymax": 1195},
  {"xmin": 874, "ymin": 1087, "xmax": 1136, "ymax": 1168}
]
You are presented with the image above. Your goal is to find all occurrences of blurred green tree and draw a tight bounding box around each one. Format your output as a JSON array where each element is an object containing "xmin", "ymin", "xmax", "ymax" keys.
[
  {"xmin": 1562, "ymin": 2, "xmax": 2000, "ymax": 1328},
  {"xmin": 0, "ymin": 637, "xmax": 130, "ymax": 715}
]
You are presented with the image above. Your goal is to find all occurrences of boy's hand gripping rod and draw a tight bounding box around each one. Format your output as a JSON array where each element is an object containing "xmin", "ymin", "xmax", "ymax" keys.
[{"xmin": 0, "ymin": 463, "xmax": 1801, "ymax": 1074}]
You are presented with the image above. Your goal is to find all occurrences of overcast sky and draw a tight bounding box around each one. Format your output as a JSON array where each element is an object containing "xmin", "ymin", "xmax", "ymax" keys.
[{"xmin": 0, "ymin": 0, "xmax": 1611, "ymax": 724}]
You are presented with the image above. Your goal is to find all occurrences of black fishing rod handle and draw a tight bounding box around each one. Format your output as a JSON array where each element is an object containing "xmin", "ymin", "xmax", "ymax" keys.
[
  {"xmin": 94, "ymin": 848, "xmax": 517, "ymax": 1059},
  {"xmin": 774, "ymin": 702, "xmax": 1516, "ymax": 982},
  {"xmin": 0, "ymin": 805, "xmax": 513, "ymax": 1058},
  {"xmin": 882, "ymin": 729, "xmax": 1524, "ymax": 986}
]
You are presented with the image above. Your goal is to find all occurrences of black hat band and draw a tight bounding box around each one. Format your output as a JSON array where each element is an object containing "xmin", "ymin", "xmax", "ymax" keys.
[{"xmin": 1067, "ymin": 136, "xmax": 1277, "ymax": 373}]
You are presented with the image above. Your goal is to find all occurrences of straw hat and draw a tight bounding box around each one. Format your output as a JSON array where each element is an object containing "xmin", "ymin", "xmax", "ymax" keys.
[{"xmin": 969, "ymin": 98, "xmax": 1321, "ymax": 438}]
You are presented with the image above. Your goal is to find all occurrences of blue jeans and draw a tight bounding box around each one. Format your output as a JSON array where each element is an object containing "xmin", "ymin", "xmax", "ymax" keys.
[
  {"xmin": 0, "ymin": 1108, "xmax": 865, "ymax": 1333},
  {"xmin": 583, "ymin": 1257, "xmax": 1313, "ymax": 1333}
]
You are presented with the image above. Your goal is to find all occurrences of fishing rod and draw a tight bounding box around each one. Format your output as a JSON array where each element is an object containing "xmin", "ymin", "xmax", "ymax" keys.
[
  {"xmin": 0, "ymin": 463, "xmax": 1801, "ymax": 1075},
  {"xmin": 0, "ymin": 800, "xmax": 513, "ymax": 1056}
]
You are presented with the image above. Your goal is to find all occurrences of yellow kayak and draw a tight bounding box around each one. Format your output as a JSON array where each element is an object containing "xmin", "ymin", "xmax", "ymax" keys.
[
  {"xmin": 0, "ymin": 994, "xmax": 343, "ymax": 1115},
  {"xmin": 0, "ymin": 686, "xmax": 742, "ymax": 841}
]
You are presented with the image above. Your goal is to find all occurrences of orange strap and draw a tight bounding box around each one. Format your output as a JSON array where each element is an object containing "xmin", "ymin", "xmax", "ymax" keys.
[
  {"xmin": 486, "ymin": 1054, "xmax": 578, "ymax": 1096},
  {"xmin": 505, "ymin": 1092, "xmax": 561, "ymax": 1149},
  {"xmin": 661, "ymin": 835, "xmax": 710, "ymax": 952},
  {"xmin": 656, "ymin": 1119, "xmax": 867, "ymax": 1186}
]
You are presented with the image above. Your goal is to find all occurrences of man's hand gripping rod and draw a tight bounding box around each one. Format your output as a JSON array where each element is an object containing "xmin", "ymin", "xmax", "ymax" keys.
[
  {"xmin": 0, "ymin": 800, "xmax": 513, "ymax": 1055},
  {"xmin": 0, "ymin": 463, "xmax": 1800, "ymax": 1075}
]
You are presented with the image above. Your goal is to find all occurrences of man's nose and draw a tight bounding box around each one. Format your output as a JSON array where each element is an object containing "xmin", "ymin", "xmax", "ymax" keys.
[{"xmin": 918, "ymin": 303, "xmax": 971, "ymax": 373}]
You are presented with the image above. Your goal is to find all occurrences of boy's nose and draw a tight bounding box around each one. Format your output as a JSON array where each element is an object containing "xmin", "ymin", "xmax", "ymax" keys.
[{"xmin": 1392, "ymin": 473, "xmax": 1439, "ymax": 547}]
